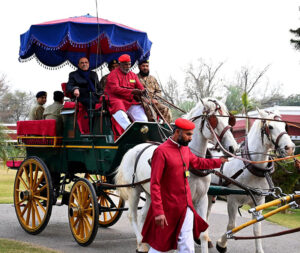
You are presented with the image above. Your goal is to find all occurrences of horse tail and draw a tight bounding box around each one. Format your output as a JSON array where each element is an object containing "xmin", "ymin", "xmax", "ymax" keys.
[{"xmin": 114, "ymin": 165, "xmax": 130, "ymax": 200}]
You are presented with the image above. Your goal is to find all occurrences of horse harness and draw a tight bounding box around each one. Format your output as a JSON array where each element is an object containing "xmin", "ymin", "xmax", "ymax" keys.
[
  {"xmin": 190, "ymin": 99, "xmax": 236, "ymax": 177},
  {"xmin": 131, "ymin": 142, "xmax": 160, "ymax": 187},
  {"xmin": 261, "ymin": 115, "xmax": 289, "ymax": 150}
]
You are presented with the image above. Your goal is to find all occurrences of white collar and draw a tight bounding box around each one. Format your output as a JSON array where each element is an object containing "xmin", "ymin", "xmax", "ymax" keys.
[{"xmin": 169, "ymin": 137, "xmax": 180, "ymax": 147}]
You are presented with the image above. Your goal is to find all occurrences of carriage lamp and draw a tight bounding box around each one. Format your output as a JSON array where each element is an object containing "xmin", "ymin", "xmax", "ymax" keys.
[{"xmin": 140, "ymin": 125, "xmax": 149, "ymax": 134}]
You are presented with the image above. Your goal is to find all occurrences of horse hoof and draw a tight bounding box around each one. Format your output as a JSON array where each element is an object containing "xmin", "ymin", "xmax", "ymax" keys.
[
  {"xmin": 216, "ymin": 243, "xmax": 227, "ymax": 253},
  {"xmin": 194, "ymin": 238, "xmax": 201, "ymax": 245},
  {"xmin": 208, "ymin": 241, "xmax": 214, "ymax": 248}
]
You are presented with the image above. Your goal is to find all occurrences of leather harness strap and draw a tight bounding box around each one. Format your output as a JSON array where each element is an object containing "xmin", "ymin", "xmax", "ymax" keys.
[
  {"xmin": 232, "ymin": 226, "xmax": 300, "ymax": 240},
  {"xmin": 131, "ymin": 143, "xmax": 159, "ymax": 186},
  {"xmin": 241, "ymin": 137, "xmax": 275, "ymax": 178}
]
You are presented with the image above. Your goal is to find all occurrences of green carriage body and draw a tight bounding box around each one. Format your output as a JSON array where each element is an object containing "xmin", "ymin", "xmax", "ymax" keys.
[{"xmin": 18, "ymin": 108, "xmax": 171, "ymax": 178}]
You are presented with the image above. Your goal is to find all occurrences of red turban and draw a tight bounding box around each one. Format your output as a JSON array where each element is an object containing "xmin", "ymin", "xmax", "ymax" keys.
[
  {"xmin": 118, "ymin": 54, "xmax": 131, "ymax": 63},
  {"xmin": 175, "ymin": 118, "xmax": 195, "ymax": 130}
]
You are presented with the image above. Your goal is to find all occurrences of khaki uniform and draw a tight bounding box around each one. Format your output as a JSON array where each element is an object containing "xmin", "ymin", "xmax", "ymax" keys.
[
  {"xmin": 138, "ymin": 74, "xmax": 172, "ymax": 123},
  {"xmin": 29, "ymin": 102, "xmax": 44, "ymax": 120},
  {"xmin": 43, "ymin": 102, "xmax": 64, "ymax": 136}
]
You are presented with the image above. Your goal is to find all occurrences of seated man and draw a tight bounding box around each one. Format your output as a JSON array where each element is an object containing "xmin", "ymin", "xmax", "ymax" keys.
[
  {"xmin": 98, "ymin": 59, "xmax": 119, "ymax": 92},
  {"xmin": 43, "ymin": 91, "xmax": 64, "ymax": 136},
  {"xmin": 66, "ymin": 57, "xmax": 100, "ymax": 109},
  {"xmin": 29, "ymin": 91, "xmax": 47, "ymax": 120},
  {"xmin": 138, "ymin": 59, "xmax": 172, "ymax": 123},
  {"xmin": 104, "ymin": 54, "xmax": 148, "ymax": 136}
]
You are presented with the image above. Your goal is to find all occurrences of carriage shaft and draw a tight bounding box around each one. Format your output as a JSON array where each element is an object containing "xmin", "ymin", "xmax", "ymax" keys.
[
  {"xmin": 227, "ymin": 202, "xmax": 297, "ymax": 237},
  {"xmin": 248, "ymin": 194, "xmax": 300, "ymax": 213}
]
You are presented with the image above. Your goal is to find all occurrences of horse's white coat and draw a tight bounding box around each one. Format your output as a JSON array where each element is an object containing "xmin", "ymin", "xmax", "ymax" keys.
[
  {"xmin": 115, "ymin": 98, "xmax": 238, "ymax": 253},
  {"xmin": 209, "ymin": 109, "xmax": 295, "ymax": 253}
]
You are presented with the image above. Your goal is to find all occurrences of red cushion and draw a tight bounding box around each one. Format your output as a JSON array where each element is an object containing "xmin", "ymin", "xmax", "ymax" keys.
[
  {"xmin": 17, "ymin": 120, "xmax": 56, "ymax": 136},
  {"xmin": 6, "ymin": 160, "xmax": 22, "ymax": 168},
  {"xmin": 64, "ymin": 101, "xmax": 76, "ymax": 109}
]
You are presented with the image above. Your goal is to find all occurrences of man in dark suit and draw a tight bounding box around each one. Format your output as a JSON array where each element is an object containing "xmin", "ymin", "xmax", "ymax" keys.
[{"xmin": 66, "ymin": 57, "xmax": 100, "ymax": 108}]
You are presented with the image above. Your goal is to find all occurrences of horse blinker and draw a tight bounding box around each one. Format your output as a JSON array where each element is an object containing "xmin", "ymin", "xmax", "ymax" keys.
[{"xmin": 208, "ymin": 114, "xmax": 218, "ymax": 129}]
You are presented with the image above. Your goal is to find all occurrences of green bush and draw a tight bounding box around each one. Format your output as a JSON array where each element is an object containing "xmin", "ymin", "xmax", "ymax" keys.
[{"xmin": 272, "ymin": 160, "xmax": 300, "ymax": 194}]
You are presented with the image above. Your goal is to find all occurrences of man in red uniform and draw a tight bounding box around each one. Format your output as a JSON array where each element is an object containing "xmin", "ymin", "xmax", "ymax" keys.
[
  {"xmin": 104, "ymin": 54, "xmax": 148, "ymax": 137},
  {"xmin": 142, "ymin": 118, "xmax": 228, "ymax": 253}
]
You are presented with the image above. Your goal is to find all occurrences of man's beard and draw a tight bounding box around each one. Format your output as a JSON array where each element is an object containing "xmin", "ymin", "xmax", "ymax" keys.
[
  {"xmin": 178, "ymin": 134, "xmax": 190, "ymax": 146},
  {"xmin": 139, "ymin": 70, "xmax": 149, "ymax": 77},
  {"xmin": 120, "ymin": 67, "xmax": 130, "ymax": 74}
]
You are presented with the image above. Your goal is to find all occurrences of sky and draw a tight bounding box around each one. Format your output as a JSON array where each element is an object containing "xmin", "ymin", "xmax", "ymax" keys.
[{"xmin": 1, "ymin": 0, "xmax": 300, "ymax": 106}]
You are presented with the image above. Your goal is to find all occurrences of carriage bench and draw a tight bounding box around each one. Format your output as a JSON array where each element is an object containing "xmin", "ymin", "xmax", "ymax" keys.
[{"xmin": 16, "ymin": 119, "xmax": 62, "ymax": 147}]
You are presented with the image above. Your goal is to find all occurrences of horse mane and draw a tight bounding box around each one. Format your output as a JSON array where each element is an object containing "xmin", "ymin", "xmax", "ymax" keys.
[
  {"xmin": 184, "ymin": 98, "xmax": 229, "ymax": 119},
  {"xmin": 250, "ymin": 109, "xmax": 281, "ymax": 133}
]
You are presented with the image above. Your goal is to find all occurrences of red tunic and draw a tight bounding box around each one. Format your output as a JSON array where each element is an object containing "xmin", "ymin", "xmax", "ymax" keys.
[
  {"xmin": 104, "ymin": 67, "xmax": 145, "ymax": 114},
  {"xmin": 142, "ymin": 138, "xmax": 222, "ymax": 252}
]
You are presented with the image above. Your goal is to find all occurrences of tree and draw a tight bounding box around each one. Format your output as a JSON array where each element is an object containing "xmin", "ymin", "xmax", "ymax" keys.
[
  {"xmin": 159, "ymin": 76, "xmax": 182, "ymax": 106},
  {"xmin": 280, "ymin": 94, "xmax": 300, "ymax": 106},
  {"xmin": 171, "ymin": 100, "xmax": 196, "ymax": 119},
  {"xmin": 184, "ymin": 59, "xmax": 225, "ymax": 101},
  {"xmin": 290, "ymin": 27, "xmax": 300, "ymax": 51},
  {"xmin": 0, "ymin": 90, "xmax": 34, "ymax": 122},
  {"xmin": 0, "ymin": 74, "xmax": 9, "ymax": 97},
  {"xmin": 225, "ymin": 85, "xmax": 243, "ymax": 113},
  {"xmin": 236, "ymin": 65, "xmax": 270, "ymax": 132},
  {"xmin": 0, "ymin": 125, "xmax": 9, "ymax": 163}
]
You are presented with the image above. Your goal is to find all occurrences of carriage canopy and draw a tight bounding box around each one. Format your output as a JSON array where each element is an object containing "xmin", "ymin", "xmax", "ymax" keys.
[{"xmin": 19, "ymin": 14, "xmax": 152, "ymax": 70}]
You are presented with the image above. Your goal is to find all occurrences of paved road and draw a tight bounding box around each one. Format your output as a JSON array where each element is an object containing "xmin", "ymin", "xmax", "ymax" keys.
[{"xmin": 0, "ymin": 201, "xmax": 299, "ymax": 253}]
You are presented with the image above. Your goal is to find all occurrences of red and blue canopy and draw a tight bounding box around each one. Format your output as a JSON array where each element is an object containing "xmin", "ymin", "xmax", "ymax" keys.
[{"xmin": 19, "ymin": 14, "xmax": 152, "ymax": 69}]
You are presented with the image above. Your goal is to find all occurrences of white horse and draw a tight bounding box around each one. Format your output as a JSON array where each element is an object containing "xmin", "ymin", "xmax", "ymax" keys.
[
  {"xmin": 208, "ymin": 109, "xmax": 295, "ymax": 253},
  {"xmin": 115, "ymin": 98, "xmax": 238, "ymax": 253}
]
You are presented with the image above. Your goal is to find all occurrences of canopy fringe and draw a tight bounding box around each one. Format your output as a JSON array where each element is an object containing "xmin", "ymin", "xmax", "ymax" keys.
[{"xmin": 20, "ymin": 32, "xmax": 145, "ymax": 56}]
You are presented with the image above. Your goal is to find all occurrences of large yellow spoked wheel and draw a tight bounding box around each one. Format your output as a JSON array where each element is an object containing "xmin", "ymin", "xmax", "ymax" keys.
[
  {"xmin": 14, "ymin": 156, "xmax": 53, "ymax": 235},
  {"xmin": 84, "ymin": 174, "xmax": 124, "ymax": 228},
  {"xmin": 68, "ymin": 178, "xmax": 99, "ymax": 246}
]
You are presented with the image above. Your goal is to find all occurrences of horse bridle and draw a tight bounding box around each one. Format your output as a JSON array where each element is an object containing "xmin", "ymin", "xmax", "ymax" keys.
[
  {"xmin": 195, "ymin": 99, "xmax": 236, "ymax": 144},
  {"xmin": 261, "ymin": 115, "xmax": 288, "ymax": 152}
]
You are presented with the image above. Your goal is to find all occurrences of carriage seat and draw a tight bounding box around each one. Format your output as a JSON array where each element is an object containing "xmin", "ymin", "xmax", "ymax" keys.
[
  {"xmin": 63, "ymin": 101, "xmax": 76, "ymax": 109},
  {"xmin": 6, "ymin": 160, "xmax": 22, "ymax": 169},
  {"xmin": 17, "ymin": 120, "xmax": 56, "ymax": 136},
  {"xmin": 17, "ymin": 120, "xmax": 63, "ymax": 145}
]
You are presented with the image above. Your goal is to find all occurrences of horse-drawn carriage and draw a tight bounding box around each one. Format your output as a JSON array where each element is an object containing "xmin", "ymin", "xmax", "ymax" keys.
[{"xmin": 7, "ymin": 14, "xmax": 300, "ymax": 252}]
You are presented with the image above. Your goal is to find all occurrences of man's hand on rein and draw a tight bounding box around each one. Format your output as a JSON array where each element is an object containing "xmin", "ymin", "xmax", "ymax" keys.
[
  {"xmin": 151, "ymin": 98, "xmax": 159, "ymax": 105},
  {"xmin": 220, "ymin": 156, "xmax": 229, "ymax": 163}
]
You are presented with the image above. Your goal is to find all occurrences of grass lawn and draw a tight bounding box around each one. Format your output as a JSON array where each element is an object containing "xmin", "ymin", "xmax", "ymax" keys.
[
  {"xmin": 0, "ymin": 238, "xmax": 61, "ymax": 253},
  {"xmin": 0, "ymin": 166, "xmax": 16, "ymax": 204},
  {"xmin": 242, "ymin": 204, "xmax": 300, "ymax": 228},
  {"xmin": 261, "ymin": 206, "xmax": 300, "ymax": 228}
]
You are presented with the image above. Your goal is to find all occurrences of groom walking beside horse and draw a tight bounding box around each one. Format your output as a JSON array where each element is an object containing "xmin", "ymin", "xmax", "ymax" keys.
[{"xmin": 142, "ymin": 118, "xmax": 228, "ymax": 253}]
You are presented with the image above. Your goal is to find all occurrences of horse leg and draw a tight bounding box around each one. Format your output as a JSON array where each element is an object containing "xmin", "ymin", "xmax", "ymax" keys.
[
  {"xmin": 217, "ymin": 197, "xmax": 238, "ymax": 253},
  {"xmin": 206, "ymin": 195, "xmax": 214, "ymax": 248},
  {"xmin": 127, "ymin": 187, "xmax": 144, "ymax": 252},
  {"xmin": 194, "ymin": 194, "xmax": 209, "ymax": 253},
  {"xmin": 137, "ymin": 192, "xmax": 151, "ymax": 253}
]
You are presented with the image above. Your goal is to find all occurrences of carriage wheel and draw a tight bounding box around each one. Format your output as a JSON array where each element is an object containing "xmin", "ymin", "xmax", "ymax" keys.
[
  {"xmin": 14, "ymin": 156, "xmax": 53, "ymax": 235},
  {"xmin": 84, "ymin": 174, "xmax": 124, "ymax": 228},
  {"xmin": 68, "ymin": 178, "xmax": 99, "ymax": 246}
]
